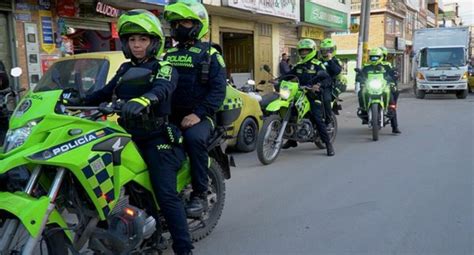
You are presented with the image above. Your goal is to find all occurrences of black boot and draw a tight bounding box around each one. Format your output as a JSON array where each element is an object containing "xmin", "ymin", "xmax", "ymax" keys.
[
  {"xmin": 186, "ymin": 194, "xmax": 208, "ymax": 218},
  {"xmin": 326, "ymin": 142, "xmax": 335, "ymax": 156},
  {"xmin": 392, "ymin": 127, "xmax": 401, "ymax": 134},
  {"xmin": 282, "ymin": 140, "xmax": 298, "ymax": 149}
]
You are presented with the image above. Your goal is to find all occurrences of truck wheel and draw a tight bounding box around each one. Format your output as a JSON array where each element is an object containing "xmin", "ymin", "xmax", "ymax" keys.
[
  {"xmin": 415, "ymin": 87, "xmax": 425, "ymax": 99},
  {"xmin": 456, "ymin": 89, "xmax": 468, "ymax": 99}
]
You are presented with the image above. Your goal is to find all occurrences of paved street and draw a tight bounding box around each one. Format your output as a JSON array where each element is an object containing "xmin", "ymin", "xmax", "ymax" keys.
[{"xmin": 191, "ymin": 91, "xmax": 474, "ymax": 255}]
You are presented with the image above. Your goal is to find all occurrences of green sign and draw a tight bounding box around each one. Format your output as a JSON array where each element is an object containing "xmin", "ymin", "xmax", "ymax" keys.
[{"xmin": 304, "ymin": 1, "xmax": 348, "ymax": 30}]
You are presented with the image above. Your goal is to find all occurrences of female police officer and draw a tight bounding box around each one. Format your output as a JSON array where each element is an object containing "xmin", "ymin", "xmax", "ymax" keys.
[{"xmin": 83, "ymin": 9, "xmax": 193, "ymax": 255}]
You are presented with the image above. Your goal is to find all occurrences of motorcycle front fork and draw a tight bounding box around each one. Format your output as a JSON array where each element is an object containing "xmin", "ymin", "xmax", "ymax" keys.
[
  {"xmin": 1, "ymin": 166, "xmax": 66, "ymax": 255},
  {"xmin": 275, "ymin": 105, "xmax": 293, "ymax": 146}
]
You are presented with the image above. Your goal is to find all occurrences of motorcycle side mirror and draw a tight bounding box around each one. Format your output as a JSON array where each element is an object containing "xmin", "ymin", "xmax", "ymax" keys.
[
  {"xmin": 263, "ymin": 64, "xmax": 271, "ymax": 73},
  {"xmin": 247, "ymin": 79, "xmax": 255, "ymax": 86},
  {"xmin": 121, "ymin": 67, "xmax": 152, "ymax": 83},
  {"xmin": 259, "ymin": 80, "xmax": 266, "ymax": 85},
  {"xmin": 354, "ymin": 68, "xmax": 361, "ymax": 73},
  {"xmin": 10, "ymin": 67, "xmax": 22, "ymax": 77}
]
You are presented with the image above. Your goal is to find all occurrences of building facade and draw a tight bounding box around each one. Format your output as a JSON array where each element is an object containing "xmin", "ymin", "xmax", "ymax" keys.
[{"xmin": 332, "ymin": 0, "xmax": 429, "ymax": 89}]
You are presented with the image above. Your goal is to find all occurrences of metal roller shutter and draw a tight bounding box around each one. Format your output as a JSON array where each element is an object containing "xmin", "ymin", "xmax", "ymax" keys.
[{"xmin": 62, "ymin": 17, "xmax": 111, "ymax": 31}]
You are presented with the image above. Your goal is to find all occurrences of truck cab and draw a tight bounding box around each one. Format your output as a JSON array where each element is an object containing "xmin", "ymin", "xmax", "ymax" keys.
[{"xmin": 412, "ymin": 27, "xmax": 470, "ymax": 99}]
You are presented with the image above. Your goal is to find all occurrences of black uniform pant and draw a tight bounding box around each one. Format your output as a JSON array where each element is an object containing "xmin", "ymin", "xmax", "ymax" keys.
[
  {"xmin": 135, "ymin": 134, "xmax": 193, "ymax": 254},
  {"xmin": 321, "ymin": 88, "xmax": 333, "ymax": 124},
  {"xmin": 182, "ymin": 119, "xmax": 213, "ymax": 196},
  {"xmin": 308, "ymin": 98, "xmax": 330, "ymax": 144}
]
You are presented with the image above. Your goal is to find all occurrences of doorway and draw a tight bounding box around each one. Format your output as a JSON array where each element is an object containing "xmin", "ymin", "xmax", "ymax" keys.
[{"xmin": 221, "ymin": 32, "xmax": 254, "ymax": 86}]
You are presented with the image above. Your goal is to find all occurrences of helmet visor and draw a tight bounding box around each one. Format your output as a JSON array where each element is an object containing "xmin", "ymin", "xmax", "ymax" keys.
[
  {"xmin": 298, "ymin": 49, "xmax": 311, "ymax": 57},
  {"xmin": 370, "ymin": 55, "xmax": 381, "ymax": 62},
  {"xmin": 320, "ymin": 48, "xmax": 334, "ymax": 56}
]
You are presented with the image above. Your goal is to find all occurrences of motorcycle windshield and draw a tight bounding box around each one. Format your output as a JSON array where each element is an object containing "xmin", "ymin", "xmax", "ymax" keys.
[{"xmin": 9, "ymin": 90, "xmax": 62, "ymax": 130}]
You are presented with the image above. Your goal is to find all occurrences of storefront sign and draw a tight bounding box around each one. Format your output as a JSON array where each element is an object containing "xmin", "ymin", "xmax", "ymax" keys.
[
  {"xmin": 15, "ymin": 13, "xmax": 32, "ymax": 22},
  {"xmin": 57, "ymin": 0, "xmax": 77, "ymax": 17},
  {"xmin": 303, "ymin": 1, "xmax": 348, "ymax": 31},
  {"xmin": 224, "ymin": 0, "xmax": 300, "ymax": 20},
  {"xmin": 96, "ymin": 2, "xmax": 120, "ymax": 18},
  {"xmin": 298, "ymin": 26, "xmax": 324, "ymax": 40},
  {"xmin": 396, "ymin": 37, "xmax": 406, "ymax": 50},
  {"xmin": 39, "ymin": 10, "xmax": 55, "ymax": 54}
]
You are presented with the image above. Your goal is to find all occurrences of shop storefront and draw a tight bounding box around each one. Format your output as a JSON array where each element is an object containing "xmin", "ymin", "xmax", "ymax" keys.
[
  {"xmin": 207, "ymin": 0, "xmax": 300, "ymax": 87},
  {"xmin": 57, "ymin": 1, "xmax": 122, "ymax": 55}
]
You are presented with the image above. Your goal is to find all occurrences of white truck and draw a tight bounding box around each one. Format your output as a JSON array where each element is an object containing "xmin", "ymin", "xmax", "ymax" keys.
[{"xmin": 412, "ymin": 27, "xmax": 470, "ymax": 99}]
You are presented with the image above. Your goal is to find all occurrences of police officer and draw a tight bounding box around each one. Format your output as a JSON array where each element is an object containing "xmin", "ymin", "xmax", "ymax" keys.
[
  {"xmin": 82, "ymin": 10, "xmax": 193, "ymax": 255},
  {"xmin": 282, "ymin": 39, "xmax": 335, "ymax": 156},
  {"xmin": 163, "ymin": 0, "xmax": 226, "ymax": 217},
  {"xmin": 356, "ymin": 48, "xmax": 401, "ymax": 134},
  {"xmin": 318, "ymin": 38, "xmax": 343, "ymax": 124}
]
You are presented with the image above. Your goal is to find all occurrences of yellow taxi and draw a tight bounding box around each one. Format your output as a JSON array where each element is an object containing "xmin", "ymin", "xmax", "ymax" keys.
[{"xmin": 224, "ymin": 86, "xmax": 263, "ymax": 152}]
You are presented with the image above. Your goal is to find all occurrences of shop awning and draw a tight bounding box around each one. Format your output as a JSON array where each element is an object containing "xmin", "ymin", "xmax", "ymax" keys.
[{"xmin": 101, "ymin": 0, "xmax": 167, "ymax": 10}]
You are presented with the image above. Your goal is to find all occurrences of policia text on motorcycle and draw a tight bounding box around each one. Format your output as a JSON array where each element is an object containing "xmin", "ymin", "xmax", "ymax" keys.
[
  {"xmin": 164, "ymin": 0, "xmax": 227, "ymax": 218},
  {"xmin": 68, "ymin": 9, "xmax": 194, "ymax": 255},
  {"xmin": 283, "ymin": 39, "xmax": 336, "ymax": 156}
]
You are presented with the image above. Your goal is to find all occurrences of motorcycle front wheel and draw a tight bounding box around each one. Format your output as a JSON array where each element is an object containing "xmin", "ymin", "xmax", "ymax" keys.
[
  {"xmin": 371, "ymin": 104, "xmax": 380, "ymax": 141},
  {"xmin": 257, "ymin": 115, "xmax": 283, "ymax": 165},
  {"xmin": 0, "ymin": 220, "xmax": 70, "ymax": 255}
]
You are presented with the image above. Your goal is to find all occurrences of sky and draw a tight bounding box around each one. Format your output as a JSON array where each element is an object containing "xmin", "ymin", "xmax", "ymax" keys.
[{"xmin": 442, "ymin": 0, "xmax": 474, "ymax": 25}]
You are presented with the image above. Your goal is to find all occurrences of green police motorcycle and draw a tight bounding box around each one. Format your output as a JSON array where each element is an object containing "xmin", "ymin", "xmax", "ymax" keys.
[
  {"xmin": 357, "ymin": 69, "xmax": 392, "ymax": 141},
  {"xmin": 0, "ymin": 71, "xmax": 237, "ymax": 254},
  {"xmin": 256, "ymin": 70, "xmax": 337, "ymax": 165}
]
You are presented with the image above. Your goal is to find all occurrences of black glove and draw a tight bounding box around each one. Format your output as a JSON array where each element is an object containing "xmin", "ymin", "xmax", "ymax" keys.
[{"xmin": 121, "ymin": 94, "xmax": 158, "ymax": 119}]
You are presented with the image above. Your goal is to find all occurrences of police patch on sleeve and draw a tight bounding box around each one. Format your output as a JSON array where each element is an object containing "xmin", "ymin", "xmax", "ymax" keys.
[
  {"xmin": 216, "ymin": 54, "xmax": 226, "ymax": 68},
  {"xmin": 157, "ymin": 65, "xmax": 172, "ymax": 81}
]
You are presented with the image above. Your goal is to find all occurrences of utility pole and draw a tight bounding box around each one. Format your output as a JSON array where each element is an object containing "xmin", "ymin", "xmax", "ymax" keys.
[{"xmin": 355, "ymin": 0, "xmax": 371, "ymax": 93}]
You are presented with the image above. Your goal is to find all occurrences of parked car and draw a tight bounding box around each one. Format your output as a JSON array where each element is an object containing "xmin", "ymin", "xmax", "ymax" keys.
[
  {"xmin": 40, "ymin": 52, "xmax": 263, "ymax": 152},
  {"xmin": 225, "ymin": 85, "xmax": 263, "ymax": 152}
]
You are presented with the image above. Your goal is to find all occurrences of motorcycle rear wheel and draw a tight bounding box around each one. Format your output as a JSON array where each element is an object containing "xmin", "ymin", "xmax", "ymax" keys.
[
  {"xmin": 257, "ymin": 115, "xmax": 283, "ymax": 165},
  {"xmin": 189, "ymin": 159, "xmax": 226, "ymax": 242}
]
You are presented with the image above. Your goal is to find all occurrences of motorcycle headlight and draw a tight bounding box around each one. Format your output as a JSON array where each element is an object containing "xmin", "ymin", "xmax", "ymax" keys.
[
  {"xmin": 368, "ymin": 80, "xmax": 382, "ymax": 90},
  {"xmin": 3, "ymin": 119, "xmax": 40, "ymax": 153},
  {"xmin": 279, "ymin": 88, "xmax": 291, "ymax": 100}
]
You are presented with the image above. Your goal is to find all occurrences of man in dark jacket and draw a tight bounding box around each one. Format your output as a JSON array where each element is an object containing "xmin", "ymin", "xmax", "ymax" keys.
[
  {"xmin": 0, "ymin": 61, "xmax": 9, "ymax": 90},
  {"xmin": 164, "ymin": 0, "xmax": 226, "ymax": 217},
  {"xmin": 279, "ymin": 53, "xmax": 291, "ymax": 76}
]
